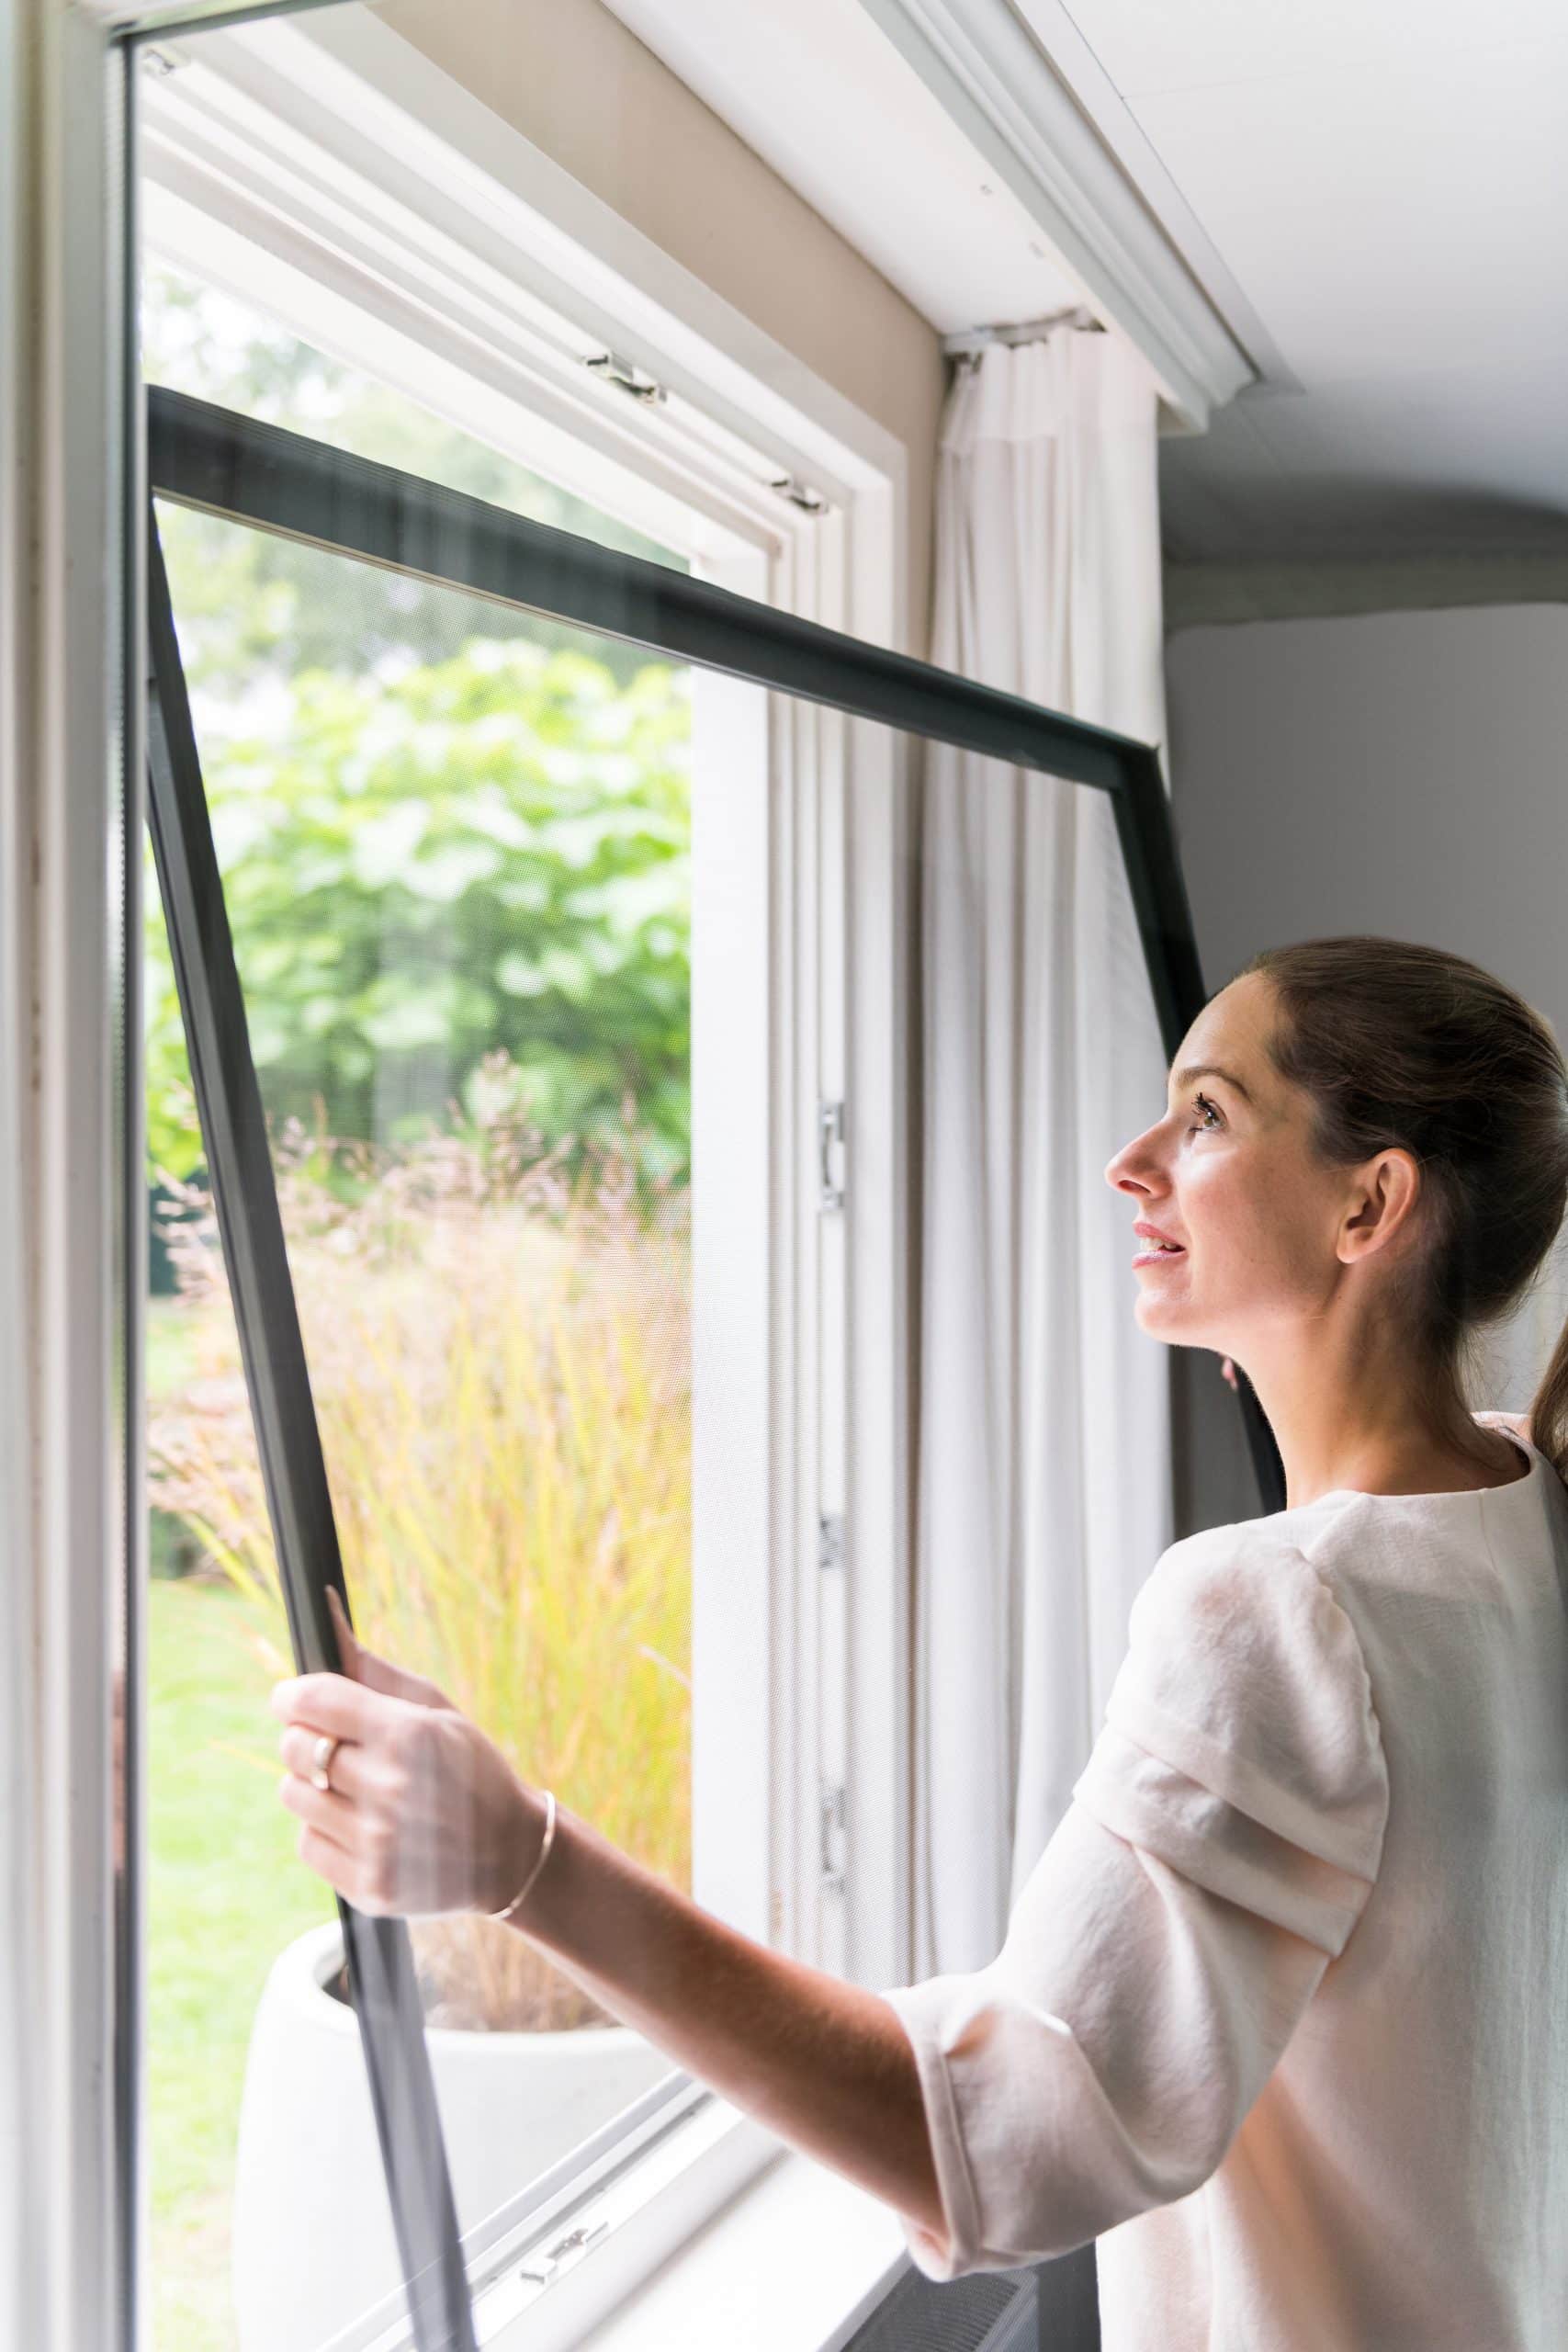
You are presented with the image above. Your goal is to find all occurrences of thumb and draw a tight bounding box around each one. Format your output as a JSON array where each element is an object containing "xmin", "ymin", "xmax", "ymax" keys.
[{"xmin": 327, "ymin": 1584, "xmax": 456, "ymax": 1713}]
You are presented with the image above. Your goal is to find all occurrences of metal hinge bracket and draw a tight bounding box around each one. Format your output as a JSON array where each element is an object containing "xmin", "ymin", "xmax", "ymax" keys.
[
  {"xmin": 818, "ymin": 1098, "xmax": 845, "ymax": 1211},
  {"xmin": 771, "ymin": 473, "xmax": 828, "ymax": 514},
  {"xmin": 819, "ymin": 1782, "xmax": 847, "ymax": 1897},
  {"xmin": 585, "ymin": 350, "xmax": 667, "ymax": 404}
]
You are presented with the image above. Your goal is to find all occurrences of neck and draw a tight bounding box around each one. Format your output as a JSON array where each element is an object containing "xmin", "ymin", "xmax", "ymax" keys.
[{"xmin": 1239, "ymin": 1333, "xmax": 1514, "ymax": 1508}]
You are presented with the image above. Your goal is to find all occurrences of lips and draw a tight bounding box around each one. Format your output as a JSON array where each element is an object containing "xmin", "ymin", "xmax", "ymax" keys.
[{"xmin": 1134, "ymin": 1224, "xmax": 1184, "ymax": 1251}]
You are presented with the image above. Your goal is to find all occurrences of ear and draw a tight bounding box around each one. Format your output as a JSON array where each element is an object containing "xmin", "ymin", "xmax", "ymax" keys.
[{"xmin": 1342, "ymin": 1147, "xmax": 1422, "ymax": 1262}]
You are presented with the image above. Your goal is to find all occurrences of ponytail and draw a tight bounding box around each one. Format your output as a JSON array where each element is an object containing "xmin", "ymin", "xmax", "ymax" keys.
[{"xmin": 1529, "ymin": 1321, "xmax": 1568, "ymax": 1489}]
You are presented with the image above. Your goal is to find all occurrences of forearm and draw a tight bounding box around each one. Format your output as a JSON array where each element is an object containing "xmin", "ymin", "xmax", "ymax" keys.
[{"xmin": 506, "ymin": 1799, "xmax": 947, "ymax": 2250}]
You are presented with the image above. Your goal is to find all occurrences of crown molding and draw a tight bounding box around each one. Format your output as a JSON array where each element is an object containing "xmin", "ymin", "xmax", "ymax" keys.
[{"xmin": 858, "ymin": 0, "xmax": 1256, "ymax": 432}]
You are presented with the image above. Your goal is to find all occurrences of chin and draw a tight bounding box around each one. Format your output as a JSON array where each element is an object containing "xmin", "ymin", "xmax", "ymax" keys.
[{"xmin": 1133, "ymin": 1293, "xmax": 1201, "ymax": 1343}]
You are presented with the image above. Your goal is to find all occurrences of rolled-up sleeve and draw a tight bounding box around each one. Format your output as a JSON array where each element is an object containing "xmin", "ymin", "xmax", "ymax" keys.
[{"xmin": 877, "ymin": 1526, "xmax": 1390, "ymax": 2281}]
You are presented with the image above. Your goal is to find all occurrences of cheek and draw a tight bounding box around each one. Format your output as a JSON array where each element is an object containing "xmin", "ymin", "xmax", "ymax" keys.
[
  {"xmin": 1189, "ymin": 1166, "xmax": 1312, "ymax": 1283},
  {"xmin": 1184, "ymin": 1162, "xmax": 1279, "ymax": 1264},
  {"xmin": 1179, "ymin": 1154, "xmax": 1237, "ymax": 1225}
]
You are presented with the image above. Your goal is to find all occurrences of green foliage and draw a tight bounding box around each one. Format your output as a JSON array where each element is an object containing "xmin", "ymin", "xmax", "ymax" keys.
[{"xmin": 145, "ymin": 629, "xmax": 692, "ymax": 1193}]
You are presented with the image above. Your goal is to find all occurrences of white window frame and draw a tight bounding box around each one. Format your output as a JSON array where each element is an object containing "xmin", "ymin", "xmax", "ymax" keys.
[{"xmin": 5, "ymin": 3, "xmax": 917, "ymax": 2346}]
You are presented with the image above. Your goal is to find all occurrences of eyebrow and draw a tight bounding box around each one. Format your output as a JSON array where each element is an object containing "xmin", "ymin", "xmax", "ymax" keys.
[{"xmin": 1170, "ymin": 1062, "xmax": 1256, "ymax": 1108}]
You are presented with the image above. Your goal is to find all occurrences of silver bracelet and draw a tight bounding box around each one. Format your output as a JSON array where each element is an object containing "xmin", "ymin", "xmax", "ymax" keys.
[{"xmin": 485, "ymin": 1789, "xmax": 558, "ymax": 1922}]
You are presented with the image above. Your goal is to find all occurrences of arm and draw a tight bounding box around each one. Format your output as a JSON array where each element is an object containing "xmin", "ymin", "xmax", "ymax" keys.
[
  {"xmin": 501, "ymin": 1793, "xmax": 948, "ymax": 2248},
  {"xmin": 270, "ymin": 1596, "xmax": 949, "ymax": 2256}
]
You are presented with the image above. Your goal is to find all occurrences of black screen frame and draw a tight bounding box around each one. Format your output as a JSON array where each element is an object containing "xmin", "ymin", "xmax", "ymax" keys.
[{"xmin": 144, "ymin": 381, "xmax": 1284, "ymax": 2351}]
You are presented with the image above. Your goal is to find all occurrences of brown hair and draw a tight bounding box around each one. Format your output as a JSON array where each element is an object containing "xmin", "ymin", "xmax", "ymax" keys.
[{"xmin": 1229, "ymin": 935, "xmax": 1568, "ymax": 1485}]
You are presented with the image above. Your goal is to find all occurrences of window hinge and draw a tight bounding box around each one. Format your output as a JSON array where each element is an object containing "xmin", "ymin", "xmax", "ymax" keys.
[
  {"xmin": 818, "ymin": 1099, "xmax": 845, "ymax": 1212},
  {"xmin": 771, "ymin": 472, "xmax": 828, "ymax": 514},
  {"xmin": 819, "ymin": 1782, "xmax": 847, "ymax": 1898},
  {"xmin": 515, "ymin": 2215, "xmax": 611, "ymax": 2290},
  {"xmin": 585, "ymin": 349, "xmax": 667, "ymax": 404},
  {"xmin": 818, "ymin": 1510, "xmax": 845, "ymax": 1575}
]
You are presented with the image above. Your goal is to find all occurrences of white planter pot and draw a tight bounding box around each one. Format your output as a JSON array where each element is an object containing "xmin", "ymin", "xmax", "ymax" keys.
[{"xmin": 231, "ymin": 1920, "xmax": 671, "ymax": 2352}]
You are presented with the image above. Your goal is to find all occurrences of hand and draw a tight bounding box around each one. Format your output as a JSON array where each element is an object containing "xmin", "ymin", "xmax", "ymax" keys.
[{"xmin": 271, "ymin": 1587, "xmax": 544, "ymax": 1919}]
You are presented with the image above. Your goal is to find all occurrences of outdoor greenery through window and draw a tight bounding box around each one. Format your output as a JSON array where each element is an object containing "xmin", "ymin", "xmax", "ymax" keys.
[{"xmin": 142, "ymin": 260, "xmax": 697, "ymax": 2352}]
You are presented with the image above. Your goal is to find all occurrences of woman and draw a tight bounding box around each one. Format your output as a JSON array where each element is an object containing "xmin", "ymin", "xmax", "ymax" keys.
[{"xmin": 272, "ymin": 934, "xmax": 1568, "ymax": 2346}]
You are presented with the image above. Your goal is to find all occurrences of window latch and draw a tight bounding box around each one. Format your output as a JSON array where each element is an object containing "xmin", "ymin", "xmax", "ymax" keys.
[
  {"xmin": 516, "ymin": 2215, "xmax": 611, "ymax": 2290},
  {"xmin": 585, "ymin": 349, "xmax": 667, "ymax": 404}
]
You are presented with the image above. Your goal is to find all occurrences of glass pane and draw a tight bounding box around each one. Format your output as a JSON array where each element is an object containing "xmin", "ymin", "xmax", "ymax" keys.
[
  {"xmin": 146, "ymin": 478, "xmax": 705, "ymax": 2344},
  {"xmin": 149, "ymin": 503, "xmax": 694, "ymax": 2347}
]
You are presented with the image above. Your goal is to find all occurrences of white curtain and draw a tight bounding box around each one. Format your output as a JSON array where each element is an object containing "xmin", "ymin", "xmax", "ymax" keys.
[{"xmin": 913, "ymin": 325, "xmax": 1176, "ymax": 1978}]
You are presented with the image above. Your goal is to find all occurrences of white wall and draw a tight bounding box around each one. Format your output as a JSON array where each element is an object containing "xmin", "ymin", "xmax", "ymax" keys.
[{"xmin": 1164, "ymin": 604, "xmax": 1568, "ymax": 1532}]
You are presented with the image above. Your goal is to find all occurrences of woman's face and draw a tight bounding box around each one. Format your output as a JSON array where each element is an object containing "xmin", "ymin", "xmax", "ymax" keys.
[{"xmin": 1104, "ymin": 970, "xmax": 1394, "ymax": 1359}]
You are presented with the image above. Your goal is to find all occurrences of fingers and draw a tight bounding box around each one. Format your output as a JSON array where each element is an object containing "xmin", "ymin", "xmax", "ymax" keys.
[
  {"xmin": 279, "ymin": 1755, "xmax": 401, "ymax": 1914},
  {"xmin": 348, "ymin": 1649, "xmax": 453, "ymax": 1711},
  {"xmin": 293, "ymin": 1820, "xmax": 371, "ymax": 1909},
  {"xmin": 271, "ymin": 1669, "xmax": 392, "ymax": 1740},
  {"xmin": 324, "ymin": 1586, "xmax": 455, "ymax": 1713},
  {"xmin": 271, "ymin": 1660, "xmax": 508, "ymax": 1917},
  {"xmin": 277, "ymin": 1765, "xmax": 358, "ymax": 1847},
  {"xmin": 277, "ymin": 1720, "xmax": 375, "ymax": 1802}
]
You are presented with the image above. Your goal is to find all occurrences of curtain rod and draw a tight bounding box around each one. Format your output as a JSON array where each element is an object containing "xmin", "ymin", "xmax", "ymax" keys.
[{"xmin": 942, "ymin": 305, "xmax": 1103, "ymax": 360}]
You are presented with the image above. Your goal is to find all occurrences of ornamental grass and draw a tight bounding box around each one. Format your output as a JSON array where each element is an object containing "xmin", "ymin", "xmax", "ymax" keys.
[{"xmin": 148, "ymin": 1053, "xmax": 692, "ymax": 2033}]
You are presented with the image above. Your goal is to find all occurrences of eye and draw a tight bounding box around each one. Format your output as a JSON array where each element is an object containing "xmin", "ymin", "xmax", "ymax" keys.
[{"xmin": 1190, "ymin": 1091, "xmax": 1223, "ymax": 1133}]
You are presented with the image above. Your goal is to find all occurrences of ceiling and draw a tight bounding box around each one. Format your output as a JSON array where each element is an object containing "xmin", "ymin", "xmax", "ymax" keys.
[{"xmin": 601, "ymin": 0, "xmax": 1568, "ymax": 571}]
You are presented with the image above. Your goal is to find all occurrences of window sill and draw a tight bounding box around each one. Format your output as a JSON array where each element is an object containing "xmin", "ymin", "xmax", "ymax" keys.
[{"xmin": 565, "ymin": 2147, "xmax": 912, "ymax": 2352}]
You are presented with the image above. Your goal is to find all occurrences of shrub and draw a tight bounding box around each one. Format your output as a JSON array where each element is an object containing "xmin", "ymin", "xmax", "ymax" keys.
[{"xmin": 142, "ymin": 631, "xmax": 693, "ymax": 1193}]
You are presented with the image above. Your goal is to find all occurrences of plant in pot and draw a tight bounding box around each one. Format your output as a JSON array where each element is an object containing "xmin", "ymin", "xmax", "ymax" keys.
[{"xmin": 148, "ymin": 1058, "xmax": 693, "ymax": 2352}]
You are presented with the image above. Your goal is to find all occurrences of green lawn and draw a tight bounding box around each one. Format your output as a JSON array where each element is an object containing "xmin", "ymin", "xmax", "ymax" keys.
[{"xmin": 149, "ymin": 1572, "xmax": 336, "ymax": 2352}]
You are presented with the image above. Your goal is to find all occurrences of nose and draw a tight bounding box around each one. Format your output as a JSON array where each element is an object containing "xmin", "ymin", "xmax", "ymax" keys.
[
  {"xmin": 1105, "ymin": 1122, "xmax": 1168, "ymax": 1200},
  {"xmin": 1105, "ymin": 1136, "xmax": 1149, "ymax": 1193}
]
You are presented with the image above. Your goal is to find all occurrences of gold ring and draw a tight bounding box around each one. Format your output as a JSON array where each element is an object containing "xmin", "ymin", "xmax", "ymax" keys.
[{"xmin": 310, "ymin": 1733, "xmax": 341, "ymax": 1792}]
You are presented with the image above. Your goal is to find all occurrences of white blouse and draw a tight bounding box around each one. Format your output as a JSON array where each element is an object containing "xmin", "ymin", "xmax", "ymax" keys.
[{"xmin": 879, "ymin": 1409, "xmax": 1568, "ymax": 2348}]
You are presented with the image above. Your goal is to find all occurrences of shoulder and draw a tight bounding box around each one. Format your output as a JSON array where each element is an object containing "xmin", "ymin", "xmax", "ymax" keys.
[
  {"xmin": 1128, "ymin": 1515, "xmax": 1359, "ymax": 1662},
  {"xmin": 1111, "ymin": 1519, "xmax": 1388, "ymax": 1879}
]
